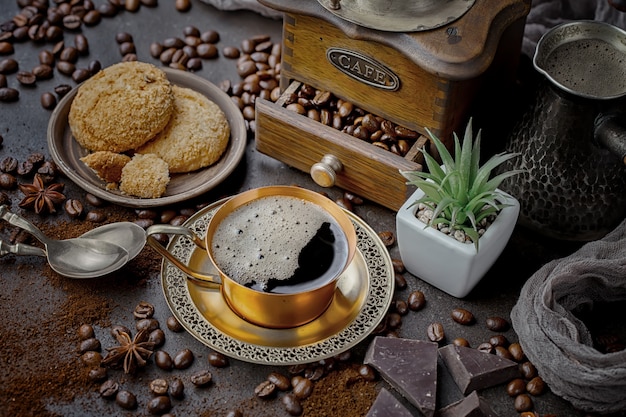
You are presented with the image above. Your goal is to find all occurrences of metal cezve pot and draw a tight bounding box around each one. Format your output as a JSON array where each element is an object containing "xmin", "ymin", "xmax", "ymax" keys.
[{"xmin": 499, "ymin": 21, "xmax": 626, "ymax": 241}]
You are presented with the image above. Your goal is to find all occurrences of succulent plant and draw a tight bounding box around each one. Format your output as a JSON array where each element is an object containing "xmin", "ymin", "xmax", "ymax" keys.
[{"xmin": 400, "ymin": 118, "xmax": 523, "ymax": 251}]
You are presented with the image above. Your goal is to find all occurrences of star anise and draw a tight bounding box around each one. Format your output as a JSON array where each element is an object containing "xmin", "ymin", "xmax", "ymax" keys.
[
  {"xmin": 18, "ymin": 174, "xmax": 66, "ymax": 214},
  {"xmin": 101, "ymin": 329, "xmax": 155, "ymax": 374}
]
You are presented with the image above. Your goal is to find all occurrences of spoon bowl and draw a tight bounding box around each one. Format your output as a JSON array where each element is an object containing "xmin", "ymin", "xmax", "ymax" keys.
[
  {"xmin": 80, "ymin": 222, "xmax": 146, "ymax": 261},
  {"xmin": 0, "ymin": 205, "xmax": 130, "ymax": 278}
]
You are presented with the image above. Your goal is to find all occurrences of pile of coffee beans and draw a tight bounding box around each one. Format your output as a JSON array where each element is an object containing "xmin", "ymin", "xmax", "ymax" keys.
[
  {"xmin": 282, "ymin": 83, "xmax": 420, "ymax": 158},
  {"xmin": 76, "ymin": 301, "xmax": 237, "ymax": 415}
]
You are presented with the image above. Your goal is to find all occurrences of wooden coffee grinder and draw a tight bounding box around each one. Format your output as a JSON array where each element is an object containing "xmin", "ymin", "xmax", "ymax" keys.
[{"xmin": 255, "ymin": 0, "xmax": 531, "ymax": 211}]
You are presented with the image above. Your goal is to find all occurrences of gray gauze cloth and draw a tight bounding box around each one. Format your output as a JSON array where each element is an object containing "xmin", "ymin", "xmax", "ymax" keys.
[{"xmin": 511, "ymin": 219, "xmax": 626, "ymax": 413}]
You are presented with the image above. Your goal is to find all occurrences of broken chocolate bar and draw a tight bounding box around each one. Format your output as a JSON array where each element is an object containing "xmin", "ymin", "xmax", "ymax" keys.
[
  {"xmin": 437, "ymin": 391, "xmax": 499, "ymax": 417},
  {"xmin": 366, "ymin": 387, "xmax": 414, "ymax": 417},
  {"xmin": 364, "ymin": 336, "xmax": 438, "ymax": 417},
  {"xmin": 438, "ymin": 344, "xmax": 520, "ymax": 395}
]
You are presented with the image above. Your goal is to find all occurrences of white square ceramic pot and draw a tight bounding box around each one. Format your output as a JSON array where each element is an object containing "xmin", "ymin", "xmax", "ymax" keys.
[{"xmin": 395, "ymin": 188, "xmax": 520, "ymax": 298}]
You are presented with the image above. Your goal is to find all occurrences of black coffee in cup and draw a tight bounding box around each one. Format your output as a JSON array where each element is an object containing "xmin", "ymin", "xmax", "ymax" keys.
[{"xmin": 212, "ymin": 195, "xmax": 350, "ymax": 294}]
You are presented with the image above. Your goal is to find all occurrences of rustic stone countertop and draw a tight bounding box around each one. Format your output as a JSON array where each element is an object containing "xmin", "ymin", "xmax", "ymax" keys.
[{"xmin": 1, "ymin": 2, "xmax": 622, "ymax": 417}]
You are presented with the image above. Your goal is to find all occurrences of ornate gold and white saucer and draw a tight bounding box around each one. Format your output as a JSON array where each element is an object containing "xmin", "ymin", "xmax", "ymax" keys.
[{"xmin": 160, "ymin": 198, "xmax": 394, "ymax": 365}]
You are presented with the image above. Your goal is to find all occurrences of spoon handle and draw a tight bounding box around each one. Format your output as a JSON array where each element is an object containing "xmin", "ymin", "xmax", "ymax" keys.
[
  {"xmin": 0, "ymin": 239, "xmax": 47, "ymax": 258},
  {"xmin": 0, "ymin": 205, "xmax": 49, "ymax": 244}
]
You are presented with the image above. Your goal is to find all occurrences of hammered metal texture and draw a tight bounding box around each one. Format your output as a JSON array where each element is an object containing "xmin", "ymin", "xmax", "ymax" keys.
[
  {"xmin": 160, "ymin": 200, "xmax": 394, "ymax": 365},
  {"xmin": 499, "ymin": 81, "xmax": 626, "ymax": 241}
]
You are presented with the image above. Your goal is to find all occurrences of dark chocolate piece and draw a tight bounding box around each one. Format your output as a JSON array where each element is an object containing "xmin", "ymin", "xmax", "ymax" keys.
[
  {"xmin": 438, "ymin": 344, "xmax": 520, "ymax": 395},
  {"xmin": 364, "ymin": 336, "xmax": 438, "ymax": 417},
  {"xmin": 366, "ymin": 388, "xmax": 414, "ymax": 417},
  {"xmin": 437, "ymin": 391, "xmax": 499, "ymax": 417}
]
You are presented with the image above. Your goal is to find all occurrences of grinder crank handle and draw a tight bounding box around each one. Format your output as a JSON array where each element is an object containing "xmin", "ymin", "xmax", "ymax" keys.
[{"xmin": 0, "ymin": 239, "xmax": 47, "ymax": 258}]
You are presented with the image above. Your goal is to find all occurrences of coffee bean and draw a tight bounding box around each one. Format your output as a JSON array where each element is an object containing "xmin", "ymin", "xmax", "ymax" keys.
[
  {"xmin": 147, "ymin": 395, "xmax": 171, "ymax": 415},
  {"xmin": 452, "ymin": 337, "xmax": 470, "ymax": 347},
  {"xmin": 41, "ymin": 92, "xmax": 56, "ymax": 109},
  {"xmin": 427, "ymin": 322, "xmax": 445, "ymax": 342},
  {"xmin": 514, "ymin": 393, "xmax": 533, "ymax": 412},
  {"xmin": 56, "ymin": 61, "xmax": 76, "ymax": 75},
  {"xmin": 17, "ymin": 160, "xmax": 34, "ymax": 176},
  {"xmin": 74, "ymin": 34, "xmax": 89, "ymax": 55},
  {"xmin": 33, "ymin": 64, "xmax": 53, "ymax": 80},
  {"xmin": 54, "ymin": 84, "xmax": 73, "ymax": 98},
  {"xmin": 201, "ymin": 30, "xmax": 220, "ymax": 43},
  {"xmin": 508, "ymin": 342, "xmax": 525, "ymax": 362},
  {"xmin": 282, "ymin": 393, "xmax": 303, "ymax": 416},
  {"xmin": 111, "ymin": 324, "xmax": 132, "ymax": 338},
  {"xmin": 154, "ymin": 350, "xmax": 173, "ymax": 370},
  {"xmin": 489, "ymin": 334, "xmax": 509, "ymax": 348},
  {"xmin": 175, "ymin": 0, "xmax": 191, "ymax": 12},
  {"xmin": 486, "ymin": 316, "xmax": 510, "ymax": 332},
  {"xmin": 150, "ymin": 42, "xmax": 164, "ymax": 58},
  {"xmin": 88, "ymin": 367, "xmax": 108, "ymax": 381},
  {"xmin": 169, "ymin": 377, "xmax": 185, "ymax": 400},
  {"xmin": 63, "ymin": 14, "xmax": 82, "ymax": 30},
  {"xmin": 0, "ymin": 157, "xmax": 17, "ymax": 173},
  {"xmin": 83, "ymin": 9, "xmax": 101, "ymax": 25},
  {"xmin": 0, "ymin": 173, "xmax": 17, "ymax": 189},
  {"xmin": 125, "ymin": 0, "xmax": 140, "ymax": 12},
  {"xmin": 81, "ymin": 351, "xmax": 102, "ymax": 367},
  {"xmin": 0, "ymin": 87, "xmax": 18, "ymax": 102},
  {"xmin": 495, "ymin": 345, "xmax": 514, "ymax": 361},
  {"xmin": 207, "ymin": 351, "xmax": 229, "ymax": 368},
  {"xmin": 116, "ymin": 32, "xmax": 133, "ymax": 44},
  {"xmin": 165, "ymin": 315, "xmax": 183, "ymax": 332},
  {"xmin": 190, "ymin": 370, "xmax": 213, "ymax": 386},
  {"xmin": 77, "ymin": 323, "xmax": 94, "ymax": 340},
  {"xmin": 506, "ymin": 378, "xmax": 526, "ymax": 397},
  {"xmin": 72, "ymin": 68, "xmax": 91, "ymax": 83},
  {"xmin": 136, "ymin": 318, "xmax": 159, "ymax": 332},
  {"xmin": 451, "ymin": 308, "xmax": 475, "ymax": 325},
  {"xmin": 0, "ymin": 74, "xmax": 6, "ymax": 88},
  {"xmin": 222, "ymin": 46, "xmax": 240, "ymax": 59},
  {"xmin": 267, "ymin": 372, "xmax": 290, "ymax": 391},
  {"xmin": 79, "ymin": 337, "xmax": 101, "ymax": 353},
  {"xmin": 0, "ymin": 42, "xmax": 13, "ymax": 55},
  {"xmin": 119, "ymin": 41, "xmax": 135, "ymax": 55},
  {"xmin": 520, "ymin": 361, "xmax": 537, "ymax": 380},
  {"xmin": 86, "ymin": 210, "xmax": 107, "ymax": 223},
  {"xmin": 394, "ymin": 300, "xmax": 408, "ymax": 315},
  {"xmin": 172, "ymin": 348, "xmax": 194, "ymax": 369},
  {"xmin": 407, "ymin": 290, "xmax": 426, "ymax": 311},
  {"xmin": 477, "ymin": 342, "xmax": 494, "ymax": 354},
  {"xmin": 133, "ymin": 301, "xmax": 155, "ymax": 319},
  {"xmin": 255, "ymin": 380, "xmax": 276, "ymax": 398},
  {"xmin": 291, "ymin": 375, "xmax": 313, "ymax": 399},
  {"xmin": 64, "ymin": 199, "xmax": 84, "ymax": 220},
  {"xmin": 149, "ymin": 378, "xmax": 169, "ymax": 395},
  {"xmin": 225, "ymin": 410, "xmax": 243, "ymax": 417},
  {"xmin": 526, "ymin": 376, "xmax": 545, "ymax": 396},
  {"xmin": 148, "ymin": 329, "xmax": 165, "ymax": 348},
  {"xmin": 99, "ymin": 380, "xmax": 119, "ymax": 398},
  {"xmin": 197, "ymin": 43, "xmax": 218, "ymax": 59},
  {"xmin": 98, "ymin": 2, "xmax": 118, "ymax": 17}
]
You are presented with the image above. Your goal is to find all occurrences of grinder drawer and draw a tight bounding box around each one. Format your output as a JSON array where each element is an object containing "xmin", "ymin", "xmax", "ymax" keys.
[{"xmin": 255, "ymin": 81, "xmax": 425, "ymax": 211}]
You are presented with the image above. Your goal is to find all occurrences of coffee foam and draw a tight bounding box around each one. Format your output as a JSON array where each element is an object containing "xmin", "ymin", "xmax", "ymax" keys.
[
  {"xmin": 544, "ymin": 38, "xmax": 626, "ymax": 98},
  {"xmin": 212, "ymin": 195, "xmax": 339, "ymax": 290}
]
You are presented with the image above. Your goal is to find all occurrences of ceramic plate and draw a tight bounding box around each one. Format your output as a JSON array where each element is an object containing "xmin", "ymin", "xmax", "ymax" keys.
[
  {"xmin": 160, "ymin": 199, "xmax": 395, "ymax": 365},
  {"xmin": 47, "ymin": 68, "xmax": 247, "ymax": 208}
]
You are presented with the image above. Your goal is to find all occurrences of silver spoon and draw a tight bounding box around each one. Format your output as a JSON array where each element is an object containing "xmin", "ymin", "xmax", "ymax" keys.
[
  {"xmin": 0, "ymin": 205, "xmax": 129, "ymax": 278},
  {"xmin": 80, "ymin": 222, "xmax": 146, "ymax": 261}
]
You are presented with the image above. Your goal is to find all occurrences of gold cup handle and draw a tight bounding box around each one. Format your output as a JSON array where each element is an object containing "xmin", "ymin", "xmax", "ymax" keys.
[
  {"xmin": 310, "ymin": 154, "xmax": 343, "ymax": 188},
  {"xmin": 146, "ymin": 224, "xmax": 222, "ymax": 289}
]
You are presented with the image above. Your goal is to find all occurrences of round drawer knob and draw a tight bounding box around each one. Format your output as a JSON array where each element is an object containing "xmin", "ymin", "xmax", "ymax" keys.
[{"xmin": 310, "ymin": 154, "xmax": 343, "ymax": 188}]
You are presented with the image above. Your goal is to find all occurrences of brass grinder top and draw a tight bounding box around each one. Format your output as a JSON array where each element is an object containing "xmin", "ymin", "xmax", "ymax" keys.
[{"xmin": 317, "ymin": 0, "xmax": 476, "ymax": 32}]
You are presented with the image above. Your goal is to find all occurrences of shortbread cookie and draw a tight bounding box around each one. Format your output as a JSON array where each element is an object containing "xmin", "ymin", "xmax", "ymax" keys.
[
  {"xmin": 69, "ymin": 61, "xmax": 174, "ymax": 153},
  {"xmin": 80, "ymin": 151, "xmax": 131, "ymax": 184},
  {"xmin": 136, "ymin": 85, "xmax": 230, "ymax": 173},
  {"xmin": 119, "ymin": 154, "xmax": 170, "ymax": 199}
]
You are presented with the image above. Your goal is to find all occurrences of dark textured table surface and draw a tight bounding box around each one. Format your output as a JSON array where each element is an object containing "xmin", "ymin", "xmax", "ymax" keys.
[{"xmin": 0, "ymin": 2, "xmax": 620, "ymax": 417}]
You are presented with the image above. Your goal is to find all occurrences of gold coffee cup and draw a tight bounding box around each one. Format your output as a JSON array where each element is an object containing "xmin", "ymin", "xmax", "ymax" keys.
[{"xmin": 147, "ymin": 186, "xmax": 357, "ymax": 329}]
